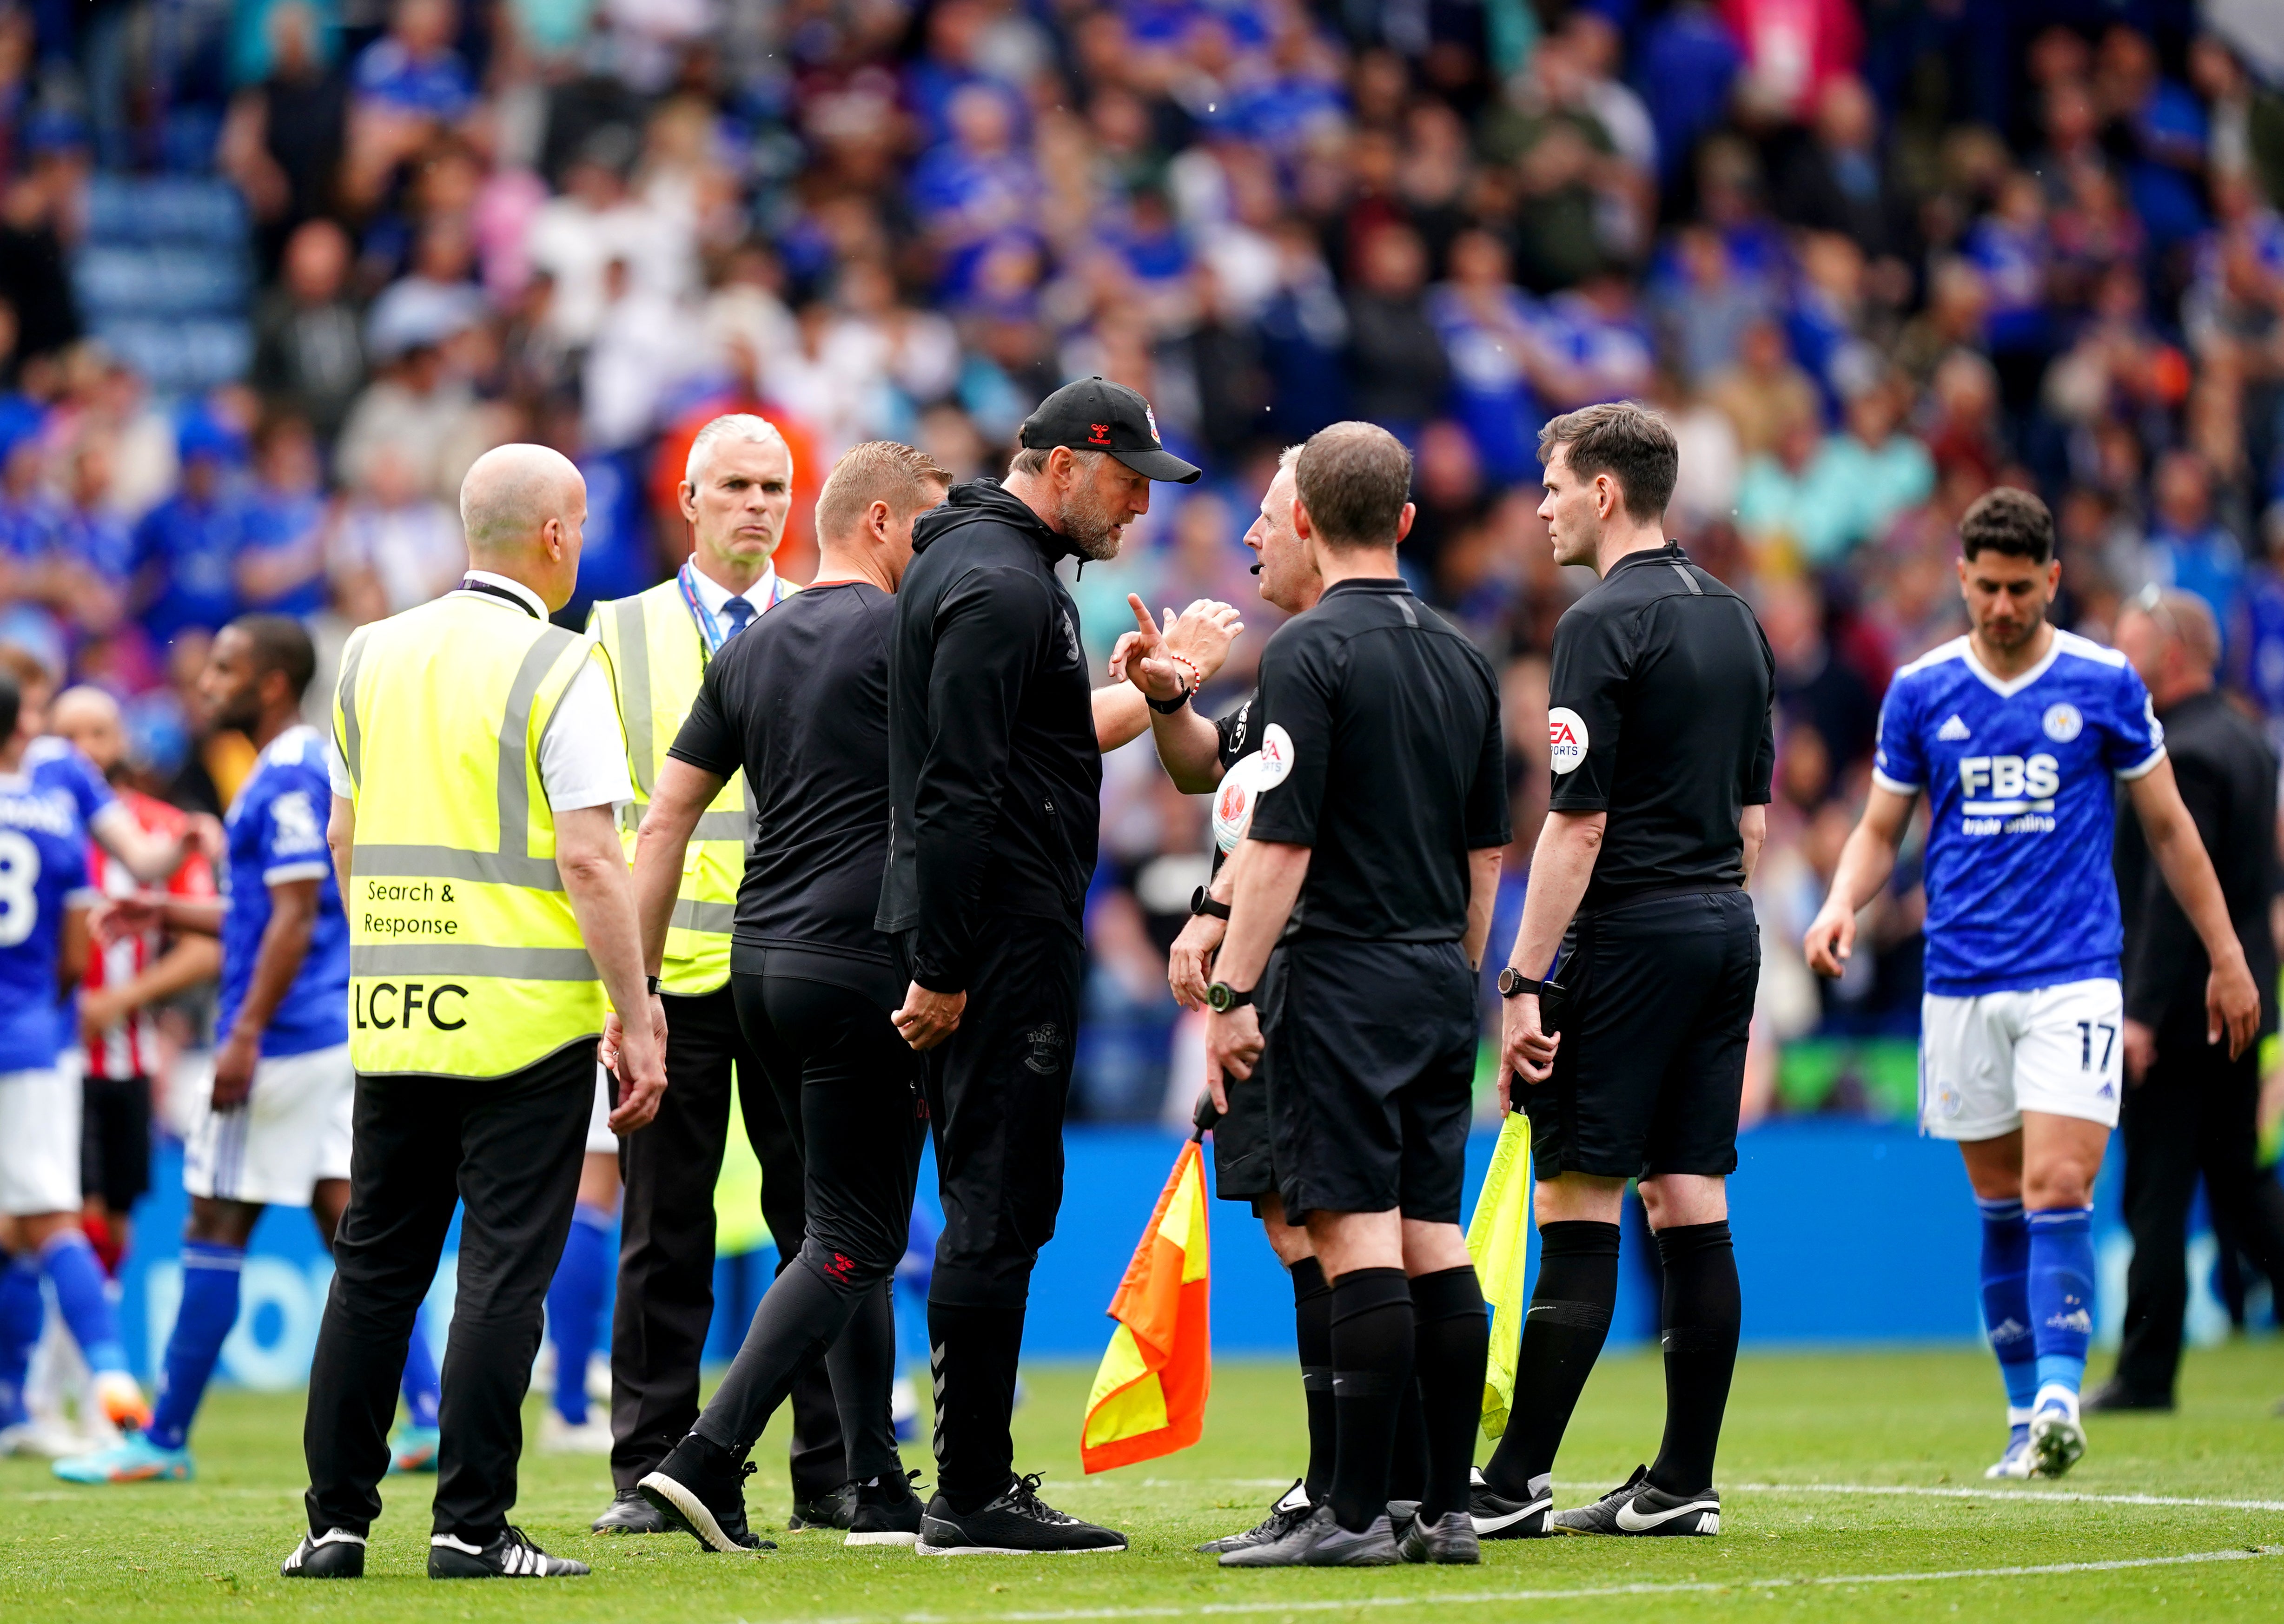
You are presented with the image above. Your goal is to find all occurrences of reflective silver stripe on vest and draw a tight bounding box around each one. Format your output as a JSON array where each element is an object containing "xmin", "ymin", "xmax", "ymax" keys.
[
  {"xmin": 337, "ymin": 630, "xmax": 369, "ymax": 790},
  {"xmin": 671, "ymin": 900, "xmax": 737, "ymax": 936},
  {"xmin": 351, "ymin": 944, "xmax": 600, "ymax": 979},
  {"xmin": 500, "ymin": 626, "xmax": 580, "ymax": 865},
  {"xmin": 349, "ymin": 845, "xmax": 564, "ymax": 889},
  {"xmin": 612, "ymin": 598, "xmax": 654, "ymax": 796}
]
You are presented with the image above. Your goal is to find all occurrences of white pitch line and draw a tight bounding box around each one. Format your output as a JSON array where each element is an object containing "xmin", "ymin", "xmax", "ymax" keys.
[
  {"xmin": 1731, "ymin": 1481, "xmax": 2284, "ymax": 1514},
  {"xmin": 776, "ymin": 1545, "xmax": 2284, "ymax": 1624}
]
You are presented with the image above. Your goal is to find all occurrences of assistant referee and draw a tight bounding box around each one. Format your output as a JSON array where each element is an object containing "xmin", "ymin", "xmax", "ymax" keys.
[
  {"xmin": 1483, "ymin": 402, "xmax": 1774, "ymax": 1540},
  {"xmin": 288, "ymin": 444, "xmax": 664, "ymax": 1582}
]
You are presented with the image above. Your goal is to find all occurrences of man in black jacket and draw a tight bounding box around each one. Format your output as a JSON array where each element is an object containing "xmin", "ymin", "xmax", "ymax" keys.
[
  {"xmin": 879, "ymin": 377, "xmax": 1200, "ymax": 1555},
  {"xmin": 2095, "ymin": 588, "xmax": 2284, "ymax": 1411}
]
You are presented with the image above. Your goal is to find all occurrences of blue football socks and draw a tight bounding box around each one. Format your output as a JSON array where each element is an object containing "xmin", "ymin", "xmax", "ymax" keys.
[
  {"xmin": 401, "ymin": 1305, "xmax": 441, "ymax": 1429},
  {"xmin": 0, "ymin": 1251, "xmax": 42, "ymax": 1425},
  {"xmin": 39, "ymin": 1230, "xmax": 128, "ymax": 1375},
  {"xmin": 545, "ymin": 1203, "xmax": 614, "ymax": 1425},
  {"xmin": 2027, "ymin": 1207, "xmax": 2096, "ymax": 1405},
  {"xmin": 1975, "ymin": 1195, "xmax": 2037, "ymax": 1419},
  {"xmin": 148, "ymin": 1243, "xmax": 244, "ymax": 1451}
]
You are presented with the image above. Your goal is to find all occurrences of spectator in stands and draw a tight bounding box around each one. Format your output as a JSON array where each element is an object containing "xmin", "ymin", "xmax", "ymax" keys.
[
  {"xmin": 1774, "ymin": 76, "xmax": 1914, "ymax": 269},
  {"xmin": 1344, "ymin": 223, "xmax": 1447, "ymax": 442},
  {"xmin": 1708, "ymin": 314, "xmax": 1820, "ymax": 461},
  {"xmin": 129, "ymin": 415, "xmax": 246, "ymax": 647},
  {"xmin": 235, "ymin": 413, "xmax": 330, "ymax": 618},
  {"xmin": 218, "ymin": 0, "xmax": 348, "ymax": 271},
  {"xmin": 251, "ymin": 220, "xmax": 365, "ymax": 448},
  {"xmin": 2145, "ymin": 449, "xmax": 2246, "ymax": 637}
]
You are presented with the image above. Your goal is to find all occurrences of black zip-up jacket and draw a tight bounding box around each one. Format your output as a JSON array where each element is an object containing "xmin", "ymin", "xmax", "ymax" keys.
[{"xmin": 876, "ymin": 479, "xmax": 1099, "ymax": 991}]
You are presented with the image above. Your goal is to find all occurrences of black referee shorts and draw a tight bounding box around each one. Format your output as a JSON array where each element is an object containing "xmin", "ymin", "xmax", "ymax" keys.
[
  {"xmin": 1212, "ymin": 948, "xmax": 1282, "ymax": 1207},
  {"xmin": 81, "ymin": 1074, "xmax": 153, "ymax": 1212},
  {"xmin": 1264, "ymin": 937, "xmax": 1477, "ymax": 1223},
  {"xmin": 1521, "ymin": 887, "xmax": 1758, "ymax": 1182}
]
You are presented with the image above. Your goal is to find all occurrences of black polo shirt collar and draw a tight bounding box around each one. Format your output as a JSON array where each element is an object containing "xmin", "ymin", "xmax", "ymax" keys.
[
  {"xmin": 1321, "ymin": 577, "xmax": 1412, "ymax": 597},
  {"xmin": 1603, "ymin": 541, "xmax": 1689, "ymax": 579}
]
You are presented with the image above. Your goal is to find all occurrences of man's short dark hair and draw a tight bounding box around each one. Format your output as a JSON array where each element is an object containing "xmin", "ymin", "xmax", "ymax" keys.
[
  {"xmin": 1537, "ymin": 401, "xmax": 1678, "ymax": 523},
  {"xmin": 1959, "ymin": 487, "xmax": 2054, "ymax": 564},
  {"xmin": 232, "ymin": 614, "xmax": 318, "ymax": 702},
  {"xmin": 1294, "ymin": 422, "xmax": 1412, "ymax": 550}
]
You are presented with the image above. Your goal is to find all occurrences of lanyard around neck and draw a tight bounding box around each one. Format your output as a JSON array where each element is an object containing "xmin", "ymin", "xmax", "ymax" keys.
[{"xmin": 676, "ymin": 560, "xmax": 784, "ymax": 661}]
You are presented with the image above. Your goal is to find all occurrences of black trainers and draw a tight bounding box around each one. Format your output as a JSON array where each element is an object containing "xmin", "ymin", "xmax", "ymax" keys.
[
  {"xmin": 1551, "ymin": 1466, "xmax": 1720, "ymax": 1536},
  {"xmin": 1469, "ymin": 1466, "xmax": 1551, "ymax": 1538},
  {"xmin": 1397, "ymin": 1509, "xmax": 1480, "ymax": 1564},
  {"xmin": 789, "ymin": 1480, "xmax": 858, "ymax": 1532},
  {"xmin": 847, "ymin": 1471, "xmax": 925, "ymax": 1547},
  {"xmin": 590, "ymin": 1486, "xmax": 671, "ymax": 1535},
  {"xmin": 1196, "ymin": 1479, "xmax": 1314, "ymax": 1555},
  {"xmin": 915, "ymin": 1473, "xmax": 1127, "ymax": 1555},
  {"xmin": 1219, "ymin": 1504, "xmax": 1398, "ymax": 1567},
  {"xmin": 279, "ymin": 1528, "xmax": 366, "ymax": 1578},
  {"xmin": 2084, "ymin": 1379, "xmax": 2171, "ymax": 1414},
  {"xmin": 428, "ymin": 1526, "xmax": 591, "ymax": 1577},
  {"xmin": 638, "ymin": 1434, "xmax": 777, "ymax": 1554}
]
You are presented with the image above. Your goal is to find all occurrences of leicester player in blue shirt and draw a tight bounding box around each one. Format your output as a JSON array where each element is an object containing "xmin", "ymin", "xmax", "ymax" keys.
[
  {"xmin": 1805, "ymin": 489, "xmax": 2259, "ymax": 1480},
  {"xmin": 0, "ymin": 671, "xmax": 154, "ymax": 1450},
  {"xmin": 55, "ymin": 617, "xmax": 441, "ymax": 1484}
]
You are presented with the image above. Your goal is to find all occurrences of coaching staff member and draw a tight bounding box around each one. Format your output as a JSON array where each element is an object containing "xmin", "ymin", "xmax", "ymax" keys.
[
  {"xmin": 289, "ymin": 444, "xmax": 663, "ymax": 1581},
  {"xmin": 2093, "ymin": 588, "xmax": 2284, "ymax": 1412},
  {"xmin": 1205, "ymin": 421, "xmax": 1508, "ymax": 1569},
  {"xmin": 880, "ymin": 376, "xmax": 1198, "ymax": 1555},
  {"xmin": 1481, "ymin": 402, "xmax": 1773, "ymax": 1542},
  {"xmin": 587, "ymin": 413, "xmax": 852, "ymax": 1536},
  {"xmin": 624, "ymin": 442, "xmax": 948, "ymax": 1552}
]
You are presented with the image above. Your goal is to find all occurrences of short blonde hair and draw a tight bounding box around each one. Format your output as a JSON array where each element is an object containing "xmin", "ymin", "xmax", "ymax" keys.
[{"xmin": 815, "ymin": 441, "xmax": 952, "ymax": 543}]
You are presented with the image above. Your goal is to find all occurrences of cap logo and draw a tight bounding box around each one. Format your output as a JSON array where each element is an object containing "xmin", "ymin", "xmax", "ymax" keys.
[
  {"xmin": 1089, "ymin": 422, "xmax": 1112, "ymax": 445},
  {"xmin": 1143, "ymin": 404, "xmax": 1160, "ymax": 444}
]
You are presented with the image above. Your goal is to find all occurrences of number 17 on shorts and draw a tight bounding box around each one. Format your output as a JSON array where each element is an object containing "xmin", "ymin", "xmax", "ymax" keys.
[{"xmin": 1919, "ymin": 977, "xmax": 2125, "ymax": 1141}]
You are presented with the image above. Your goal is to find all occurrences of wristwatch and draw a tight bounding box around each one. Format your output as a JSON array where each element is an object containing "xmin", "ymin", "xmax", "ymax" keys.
[
  {"xmin": 1190, "ymin": 886, "xmax": 1231, "ymax": 920},
  {"xmin": 1205, "ymin": 981, "xmax": 1255, "ymax": 1013},
  {"xmin": 1146, "ymin": 680, "xmax": 1192, "ymax": 715},
  {"xmin": 645, "ymin": 975, "xmax": 663, "ymax": 996},
  {"xmin": 1496, "ymin": 968, "xmax": 1543, "ymax": 999}
]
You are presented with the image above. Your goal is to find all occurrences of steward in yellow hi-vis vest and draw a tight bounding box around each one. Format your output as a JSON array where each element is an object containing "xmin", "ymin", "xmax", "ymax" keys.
[
  {"xmin": 590, "ymin": 561, "xmax": 793, "ymax": 996},
  {"xmin": 300, "ymin": 443, "xmax": 661, "ymax": 1577},
  {"xmin": 333, "ymin": 593, "xmax": 605, "ymax": 1076}
]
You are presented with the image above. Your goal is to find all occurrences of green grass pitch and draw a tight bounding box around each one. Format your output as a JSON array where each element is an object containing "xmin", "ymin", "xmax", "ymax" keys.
[{"xmin": 6, "ymin": 1343, "xmax": 2284, "ymax": 1623}]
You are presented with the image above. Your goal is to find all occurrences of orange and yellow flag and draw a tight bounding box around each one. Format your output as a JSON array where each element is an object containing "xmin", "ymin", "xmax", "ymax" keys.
[{"xmin": 1080, "ymin": 1139, "xmax": 1212, "ymax": 1472}]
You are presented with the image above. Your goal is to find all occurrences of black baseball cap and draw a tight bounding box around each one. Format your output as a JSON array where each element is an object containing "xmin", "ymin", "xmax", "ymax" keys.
[{"xmin": 1018, "ymin": 377, "xmax": 1201, "ymax": 483}]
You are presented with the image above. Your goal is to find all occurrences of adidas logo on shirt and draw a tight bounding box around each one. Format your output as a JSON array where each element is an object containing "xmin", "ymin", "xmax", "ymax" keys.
[{"xmin": 1937, "ymin": 714, "xmax": 1972, "ymax": 741}]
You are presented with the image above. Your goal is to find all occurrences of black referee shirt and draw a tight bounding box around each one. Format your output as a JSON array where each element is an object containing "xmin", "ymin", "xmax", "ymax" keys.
[
  {"xmin": 669, "ymin": 581, "xmax": 901, "ymax": 1003},
  {"xmin": 1246, "ymin": 578, "xmax": 1509, "ymax": 941},
  {"xmin": 1546, "ymin": 542, "xmax": 1775, "ymax": 910}
]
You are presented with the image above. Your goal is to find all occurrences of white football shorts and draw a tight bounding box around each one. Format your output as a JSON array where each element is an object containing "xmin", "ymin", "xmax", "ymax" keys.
[
  {"xmin": 184, "ymin": 1042, "xmax": 354, "ymax": 1207},
  {"xmin": 586, "ymin": 1066, "xmax": 616, "ymax": 1155},
  {"xmin": 0, "ymin": 1063, "xmax": 83, "ymax": 1215},
  {"xmin": 1919, "ymin": 977, "xmax": 2125, "ymax": 1141}
]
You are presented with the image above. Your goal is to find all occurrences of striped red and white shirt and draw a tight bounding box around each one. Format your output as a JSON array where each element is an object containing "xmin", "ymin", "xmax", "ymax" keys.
[{"xmin": 84, "ymin": 788, "xmax": 216, "ymax": 1081}]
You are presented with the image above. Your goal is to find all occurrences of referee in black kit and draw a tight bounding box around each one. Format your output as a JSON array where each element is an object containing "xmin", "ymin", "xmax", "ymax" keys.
[
  {"xmin": 878, "ymin": 376, "xmax": 1200, "ymax": 1555},
  {"xmin": 1204, "ymin": 421, "xmax": 1509, "ymax": 1569},
  {"xmin": 1483, "ymin": 401, "xmax": 1774, "ymax": 1540}
]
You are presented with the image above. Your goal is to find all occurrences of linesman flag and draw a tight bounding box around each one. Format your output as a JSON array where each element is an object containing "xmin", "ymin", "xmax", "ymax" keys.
[
  {"xmin": 1080, "ymin": 1105, "xmax": 1214, "ymax": 1472},
  {"xmin": 1466, "ymin": 1109, "xmax": 1534, "ymax": 1439}
]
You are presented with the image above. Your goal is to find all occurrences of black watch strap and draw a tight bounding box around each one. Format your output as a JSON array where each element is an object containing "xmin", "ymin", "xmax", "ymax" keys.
[
  {"xmin": 645, "ymin": 975, "xmax": 662, "ymax": 997},
  {"xmin": 1206, "ymin": 981, "xmax": 1254, "ymax": 1013},
  {"xmin": 1190, "ymin": 885, "xmax": 1231, "ymax": 920},
  {"xmin": 1496, "ymin": 967, "xmax": 1542, "ymax": 998},
  {"xmin": 1145, "ymin": 682, "xmax": 1192, "ymax": 715}
]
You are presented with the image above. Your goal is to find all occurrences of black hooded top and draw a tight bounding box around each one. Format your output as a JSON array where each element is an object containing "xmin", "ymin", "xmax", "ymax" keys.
[{"xmin": 876, "ymin": 479, "xmax": 1101, "ymax": 991}]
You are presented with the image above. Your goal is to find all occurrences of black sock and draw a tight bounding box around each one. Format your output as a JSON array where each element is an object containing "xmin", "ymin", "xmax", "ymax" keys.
[
  {"xmin": 1410, "ymin": 1266, "xmax": 1489, "ymax": 1521},
  {"xmin": 1389, "ymin": 1380, "xmax": 1429, "ymax": 1503},
  {"xmin": 1290, "ymin": 1257, "xmax": 1335, "ymax": 1502},
  {"xmin": 927, "ymin": 1297, "xmax": 1027, "ymax": 1514},
  {"xmin": 691, "ymin": 1259, "xmax": 857, "ymax": 1455},
  {"xmin": 1648, "ymin": 1221, "xmax": 1740, "ymax": 1498},
  {"xmin": 1327, "ymin": 1267, "xmax": 1413, "ymax": 1532},
  {"xmin": 1483, "ymin": 1220, "xmax": 1619, "ymax": 1500}
]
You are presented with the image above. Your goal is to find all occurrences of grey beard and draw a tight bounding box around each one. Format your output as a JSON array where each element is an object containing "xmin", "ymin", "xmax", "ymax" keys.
[{"xmin": 1060, "ymin": 485, "xmax": 1123, "ymax": 561}]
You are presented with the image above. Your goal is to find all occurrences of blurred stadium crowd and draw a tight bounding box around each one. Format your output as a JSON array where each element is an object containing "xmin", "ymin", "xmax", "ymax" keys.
[{"xmin": 3, "ymin": 0, "xmax": 2284, "ymax": 1128}]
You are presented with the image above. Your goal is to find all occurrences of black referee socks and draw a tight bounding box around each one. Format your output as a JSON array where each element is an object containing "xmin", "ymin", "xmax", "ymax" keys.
[
  {"xmin": 1483, "ymin": 1219, "xmax": 1619, "ymax": 1500},
  {"xmin": 1288, "ymin": 1257, "xmax": 1336, "ymax": 1503},
  {"xmin": 1410, "ymin": 1265, "xmax": 1489, "ymax": 1522},
  {"xmin": 1327, "ymin": 1267, "xmax": 1414, "ymax": 1533},
  {"xmin": 1648, "ymin": 1220, "xmax": 1740, "ymax": 1498}
]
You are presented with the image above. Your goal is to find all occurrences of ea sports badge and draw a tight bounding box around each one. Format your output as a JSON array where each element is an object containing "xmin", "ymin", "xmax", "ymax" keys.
[
  {"xmin": 1257, "ymin": 723, "xmax": 1294, "ymax": 787},
  {"xmin": 1548, "ymin": 706, "xmax": 1589, "ymax": 775}
]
